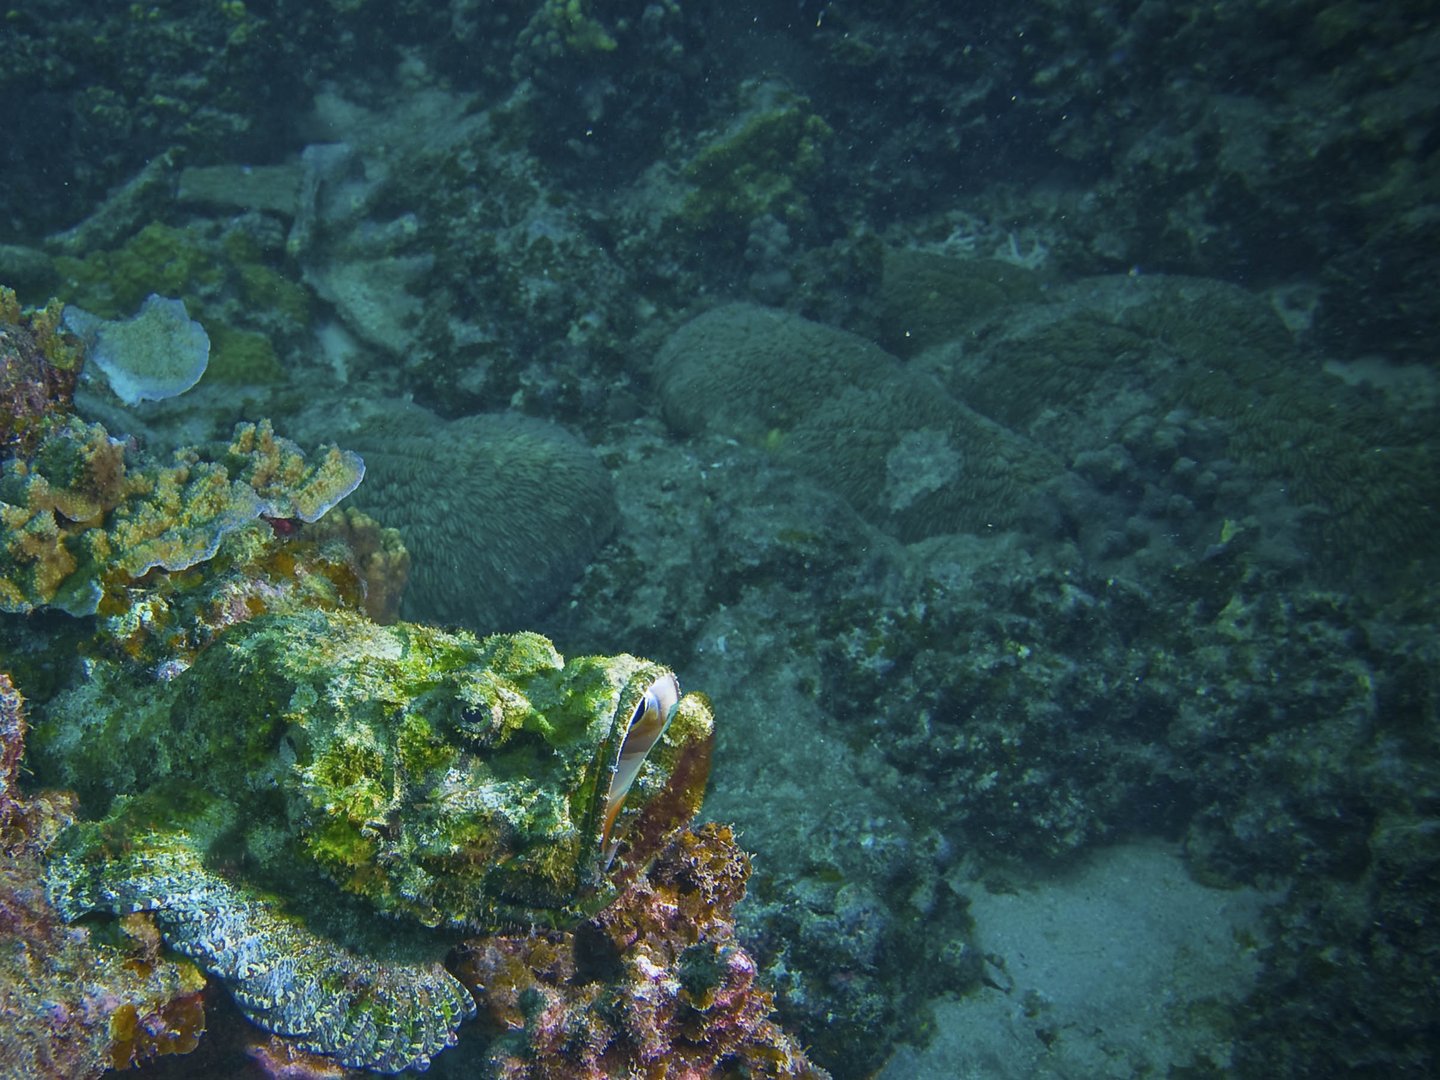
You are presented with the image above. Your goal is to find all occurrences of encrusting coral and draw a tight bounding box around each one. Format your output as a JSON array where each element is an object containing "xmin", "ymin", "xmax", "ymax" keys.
[
  {"xmin": 303, "ymin": 506, "xmax": 411, "ymax": 624},
  {"xmin": 1, "ymin": 303, "xmax": 364, "ymax": 623},
  {"xmin": 459, "ymin": 822, "xmax": 830, "ymax": 1080}
]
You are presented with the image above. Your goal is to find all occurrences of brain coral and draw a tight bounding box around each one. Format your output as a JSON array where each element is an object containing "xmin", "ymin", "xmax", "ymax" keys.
[
  {"xmin": 654, "ymin": 303, "xmax": 1057, "ymax": 541},
  {"xmin": 293, "ymin": 399, "xmax": 616, "ymax": 632}
]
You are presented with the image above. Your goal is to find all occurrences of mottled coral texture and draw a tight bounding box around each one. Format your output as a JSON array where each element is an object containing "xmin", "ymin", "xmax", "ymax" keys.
[
  {"xmin": 0, "ymin": 675, "xmax": 207, "ymax": 1078},
  {"xmin": 459, "ymin": 822, "xmax": 830, "ymax": 1080},
  {"xmin": 295, "ymin": 399, "xmax": 617, "ymax": 633}
]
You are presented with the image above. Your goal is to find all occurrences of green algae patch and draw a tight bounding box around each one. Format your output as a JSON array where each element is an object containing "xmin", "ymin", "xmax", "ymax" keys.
[
  {"xmin": 205, "ymin": 322, "xmax": 286, "ymax": 384},
  {"xmin": 680, "ymin": 87, "xmax": 833, "ymax": 234}
]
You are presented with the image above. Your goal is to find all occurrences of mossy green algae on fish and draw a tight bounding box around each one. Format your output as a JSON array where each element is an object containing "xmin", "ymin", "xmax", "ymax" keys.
[{"xmin": 38, "ymin": 608, "xmax": 714, "ymax": 1071}]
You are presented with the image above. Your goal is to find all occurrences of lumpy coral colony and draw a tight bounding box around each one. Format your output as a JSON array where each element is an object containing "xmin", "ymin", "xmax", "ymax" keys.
[{"xmin": 0, "ymin": 289, "xmax": 827, "ymax": 1077}]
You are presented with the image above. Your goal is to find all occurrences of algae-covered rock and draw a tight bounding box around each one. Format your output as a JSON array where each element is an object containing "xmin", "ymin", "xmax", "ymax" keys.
[
  {"xmin": 678, "ymin": 81, "xmax": 833, "ymax": 237},
  {"xmin": 205, "ymin": 322, "xmax": 286, "ymax": 384},
  {"xmin": 52, "ymin": 223, "xmax": 220, "ymax": 321},
  {"xmin": 37, "ymin": 607, "xmax": 715, "ymax": 1071}
]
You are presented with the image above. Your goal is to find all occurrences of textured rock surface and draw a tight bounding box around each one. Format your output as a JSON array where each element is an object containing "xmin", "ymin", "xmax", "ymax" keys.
[{"xmin": 654, "ymin": 303, "xmax": 1058, "ymax": 541}]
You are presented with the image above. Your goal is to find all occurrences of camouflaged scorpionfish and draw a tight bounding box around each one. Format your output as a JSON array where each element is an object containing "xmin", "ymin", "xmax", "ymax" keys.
[{"xmin": 35, "ymin": 608, "xmax": 714, "ymax": 1072}]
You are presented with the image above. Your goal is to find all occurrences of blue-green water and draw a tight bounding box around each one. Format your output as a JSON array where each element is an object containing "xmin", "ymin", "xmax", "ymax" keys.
[{"xmin": 2, "ymin": 3, "xmax": 1436, "ymax": 1077}]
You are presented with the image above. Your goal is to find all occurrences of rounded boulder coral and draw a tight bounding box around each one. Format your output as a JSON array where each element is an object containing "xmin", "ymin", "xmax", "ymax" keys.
[
  {"xmin": 293, "ymin": 399, "xmax": 616, "ymax": 631},
  {"xmin": 654, "ymin": 303, "xmax": 1057, "ymax": 541}
]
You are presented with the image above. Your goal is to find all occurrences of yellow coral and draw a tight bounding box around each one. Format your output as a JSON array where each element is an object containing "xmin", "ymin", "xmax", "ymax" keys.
[
  {"xmin": 1, "ymin": 416, "xmax": 362, "ymax": 616},
  {"xmin": 226, "ymin": 420, "xmax": 363, "ymax": 522}
]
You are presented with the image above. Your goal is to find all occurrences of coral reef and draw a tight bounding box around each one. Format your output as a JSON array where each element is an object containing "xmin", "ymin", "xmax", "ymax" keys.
[
  {"xmin": 0, "ymin": 675, "xmax": 208, "ymax": 1078},
  {"xmin": 279, "ymin": 84, "xmax": 641, "ymax": 425},
  {"xmin": 293, "ymin": 399, "xmax": 616, "ymax": 632},
  {"xmin": 546, "ymin": 433, "xmax": 983, "ymax": 1078},
  {"xmin": 812, "ymin": 535, "xmax": 1370, "ymax": 868},
  {"xmin": 457, "ymin": 822, "xmax": 830, "ymax": 1080},
  {"xmin": 5, "ymin": 0, "xmax": 1435, "ymax": 360},
  {"xmin": 3, "ymin": 318, "xmax": 796, "ymax": 1072},
  {"xmin": 925, "ymin": 272, "xmax": 1440, "ymax": 582},
  {"xmin": 654, "ymin": 303, "xmax": 1058, "ymax": 541},
  {"xmin": 4, "ymin": 2, "xmax": 1437, "ymax": 1074},
  {"xmin": 1, "ymin": 413, "xmax": 362, "ymax": 617},
  {"xmin": 553, "ymin": 352, "xmax": 1439, "ymax": 1074},
  {"xmin": 2, "ymin": 281, "xmax": 389, "ymax": 669},
  {"xmin": 1237, "ymin": 760, "xmax": 1440, "ymax": 1074}
]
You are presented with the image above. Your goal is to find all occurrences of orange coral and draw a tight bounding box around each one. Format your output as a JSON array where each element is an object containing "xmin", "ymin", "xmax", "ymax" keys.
[
  {"xmin": 225, "ymin": 419, "xmax": 365, "ymax": 523},
  {"xmin": 2, "ymin": 298, "xmax": 363, "ymax": 621},
  {"xmin": 305, "ymin": 507, "xmax": 411, "ymax": 623},
  {"xmin": 2, "ymin": 414, "xmax": 363, "ymax": 619}
]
